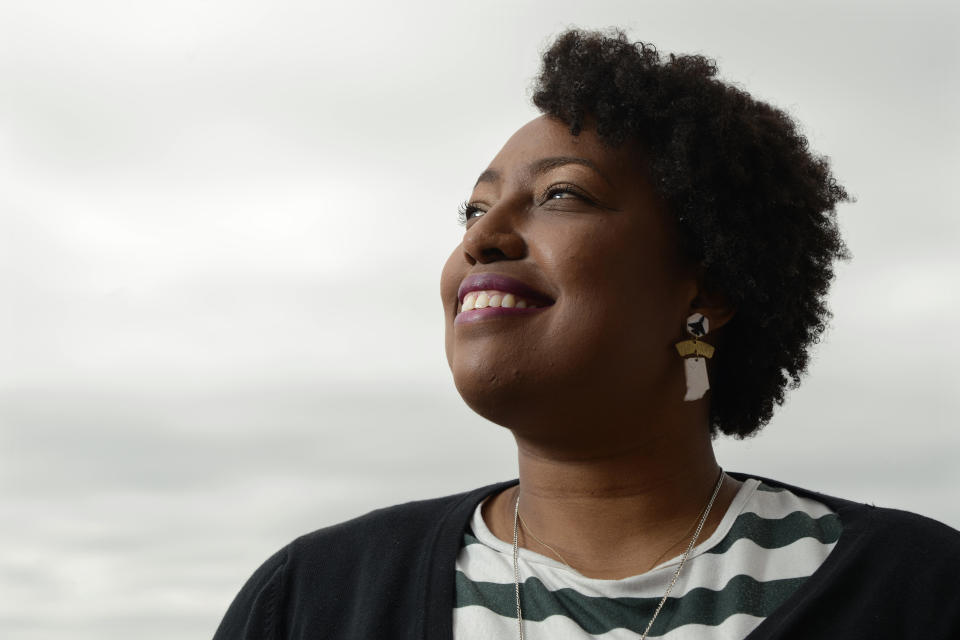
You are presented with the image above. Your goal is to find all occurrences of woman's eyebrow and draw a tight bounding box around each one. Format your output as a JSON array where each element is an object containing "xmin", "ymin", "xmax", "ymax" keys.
[
  {"xmin": 529, "ymin": 155, "xmax": 600, "ymax": 176},
  {"xmin": 474, "ymin": 168, "xmax": 500, "ymax": 188},
  {"xmin": 473, "ymin": 156, "xmax": 611, "ymax": 189}
]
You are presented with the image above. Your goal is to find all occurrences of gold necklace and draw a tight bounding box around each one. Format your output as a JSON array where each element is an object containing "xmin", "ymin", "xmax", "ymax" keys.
[
  {"xmin": 518, "ymin": 499, "xmax": 714, "ymax": 574},
  {"xmin": 516, "ymin": 510, "xmax": 576, "ymax": 570},
  {"xmin": 511, "ymin": 469, "xmax": 726, "ymax": 640}
]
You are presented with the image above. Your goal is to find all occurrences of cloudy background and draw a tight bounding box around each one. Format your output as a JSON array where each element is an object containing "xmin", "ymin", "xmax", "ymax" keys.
[{"xmin": 1, "ymin": 0, "xmax": 957, "ymax": 637}]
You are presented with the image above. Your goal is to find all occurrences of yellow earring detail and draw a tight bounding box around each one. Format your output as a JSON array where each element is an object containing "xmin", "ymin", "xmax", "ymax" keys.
[{"xmin": 675, "ymin": 312, "xmax": 715, "ymax": 401}]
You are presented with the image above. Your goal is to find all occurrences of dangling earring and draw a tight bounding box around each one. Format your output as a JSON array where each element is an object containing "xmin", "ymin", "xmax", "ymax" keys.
[{"xmin": 675, "ymin": 312, "xmax": 715, "ymax": 401}]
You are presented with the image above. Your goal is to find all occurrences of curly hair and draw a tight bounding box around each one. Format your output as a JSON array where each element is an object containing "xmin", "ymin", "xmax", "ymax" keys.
[{"xmin": 532, "ymin": 28, "xmax": 852, "ymax": 438}]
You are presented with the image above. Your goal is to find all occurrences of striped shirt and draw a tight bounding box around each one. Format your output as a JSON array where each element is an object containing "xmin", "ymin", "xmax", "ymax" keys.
[{"xmin": 453, "ymin": 478, "xmax": 842, "ymax": 639}]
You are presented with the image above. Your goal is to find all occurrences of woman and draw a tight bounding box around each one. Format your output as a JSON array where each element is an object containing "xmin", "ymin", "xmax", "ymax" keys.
[{"xmin": 214, "ymin": 29, "xmax": 960, "ymax": 639}]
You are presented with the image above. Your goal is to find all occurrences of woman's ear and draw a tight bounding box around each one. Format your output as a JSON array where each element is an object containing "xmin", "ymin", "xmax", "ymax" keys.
[{"xmin": 690, "ymin": 288, "xmax": 736, "ymax": 333}]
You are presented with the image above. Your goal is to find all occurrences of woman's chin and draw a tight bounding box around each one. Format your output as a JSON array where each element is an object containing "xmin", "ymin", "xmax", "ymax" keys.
[{"xmin": 452, "ymin": 370, "xmax": 543, "ymax": 429}]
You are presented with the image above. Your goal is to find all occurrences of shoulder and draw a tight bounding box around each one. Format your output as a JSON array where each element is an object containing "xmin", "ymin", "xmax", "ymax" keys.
[
  {"xmin": 213, "ymin": 479, "xmax": 516, "ymax": 640},
  {"xmin": 286, "ymin": 479, "xmax": 511, "ymax": 562},
  {"xmin": 847, "ymin": 504, "xmax": 960, "ymax": 565},
  {"xmin": 731, "ymin": 472, "xmax": 960, "ymax": 637}
]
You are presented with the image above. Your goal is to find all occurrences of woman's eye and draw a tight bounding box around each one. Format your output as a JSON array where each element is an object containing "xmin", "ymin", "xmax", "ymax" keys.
[
  {"xmin": 457, "ymin": 202, "xmax": 485, "ymax": 226},
  {"xmin": 542, "ymin": 184, "xmax": 591, "ymax": 204}
]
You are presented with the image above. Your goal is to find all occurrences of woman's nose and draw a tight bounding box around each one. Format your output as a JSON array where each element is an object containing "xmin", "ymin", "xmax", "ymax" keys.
[{"xmin": 460, "ymin": 204, "xmax": 527, "ymax": 265}]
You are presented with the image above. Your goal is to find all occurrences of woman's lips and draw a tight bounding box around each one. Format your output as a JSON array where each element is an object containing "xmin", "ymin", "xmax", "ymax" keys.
[
  {"xmin": 457, "ymin": 273, "xmax": 555, "ymax": 306},
  {"xmin": 453, "ymin": 285, "xmax": 554, "ymax": 325},
  {"xmin": 454, "ymin": 273, "xmax": 555, "ymax": 325}
]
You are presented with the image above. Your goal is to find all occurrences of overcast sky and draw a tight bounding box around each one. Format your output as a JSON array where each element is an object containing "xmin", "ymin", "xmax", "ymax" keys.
[{"xmin": 1, "ymin": 1, "xmax": 958, "ymax": 638}]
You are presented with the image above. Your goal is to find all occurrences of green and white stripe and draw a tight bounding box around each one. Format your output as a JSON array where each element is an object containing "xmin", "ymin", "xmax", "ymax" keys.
[{"xmin": 453, "ymin": 478, "xmax": 840, "ymax": 639}]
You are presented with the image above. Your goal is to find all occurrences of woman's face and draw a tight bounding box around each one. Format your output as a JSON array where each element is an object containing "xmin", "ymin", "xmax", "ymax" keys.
[{"xmin": 440, "ymin": 115, "xmax": 700, "ymax": 443}]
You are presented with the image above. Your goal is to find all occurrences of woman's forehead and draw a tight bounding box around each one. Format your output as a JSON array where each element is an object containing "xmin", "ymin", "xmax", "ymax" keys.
[
  {"xmin": 479, "ymin": 115, "xmax": 638, "ymax": 187},
  {"xmin": 495, "ymin": 115, "xmax": 603, "ymax": 161}
]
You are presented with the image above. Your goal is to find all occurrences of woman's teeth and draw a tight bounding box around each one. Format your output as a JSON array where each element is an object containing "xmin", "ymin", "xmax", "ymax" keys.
[{"xmin": 459, "ymin": 290, "xmax": 541, "ymax": 313}]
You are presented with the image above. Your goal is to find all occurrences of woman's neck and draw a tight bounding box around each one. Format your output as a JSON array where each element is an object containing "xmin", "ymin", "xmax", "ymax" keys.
[{"xmin": 482, "ymin": 426, "xmax": 741, "ymax": 580}]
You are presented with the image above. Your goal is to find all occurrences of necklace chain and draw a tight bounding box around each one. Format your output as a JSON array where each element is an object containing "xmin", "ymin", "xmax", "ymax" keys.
[
  {"xmin": 517, "ymin": 511, "xmax": 576, "ymax": 570},
  {"xmin": 511, "ymin": 469, "xmax": 726, "ymax": 640}
]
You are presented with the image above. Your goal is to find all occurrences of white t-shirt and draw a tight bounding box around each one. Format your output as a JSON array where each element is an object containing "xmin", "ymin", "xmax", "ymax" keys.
[{"xmin": 453, "ymin": 478, "xmax": 840, "ymax": 639}]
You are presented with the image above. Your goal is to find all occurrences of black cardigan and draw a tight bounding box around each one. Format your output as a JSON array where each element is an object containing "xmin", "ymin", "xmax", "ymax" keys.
[{"xmin": 213, "ymin": 472, "xmax": 960, "ymax": 639}]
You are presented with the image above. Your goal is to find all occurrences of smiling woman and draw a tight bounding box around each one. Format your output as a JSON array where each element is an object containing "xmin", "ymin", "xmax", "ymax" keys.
[
  {"xmin": 441, "ymin": 116, "xmax": 707, "ymax": 440},
  {"xmin": 213, "ymin": 28, "xmax": 960, "ymax": 640}
]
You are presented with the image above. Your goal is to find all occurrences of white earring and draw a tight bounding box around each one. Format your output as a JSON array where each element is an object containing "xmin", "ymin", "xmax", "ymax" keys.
[{"xmin": 674, "ymin": 312, "xmax": 715, "ymax": 401}]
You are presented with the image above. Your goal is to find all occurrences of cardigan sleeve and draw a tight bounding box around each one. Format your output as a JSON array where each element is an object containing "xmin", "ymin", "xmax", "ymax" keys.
[{"xmin": 212, "ymin": 547, "xmax": 288, "ymax": 640}]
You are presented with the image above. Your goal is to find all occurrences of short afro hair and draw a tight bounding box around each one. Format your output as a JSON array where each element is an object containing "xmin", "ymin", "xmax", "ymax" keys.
[{"xmin": 532, "ymin": 28, "xmax": 851, "ymax": 438}]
